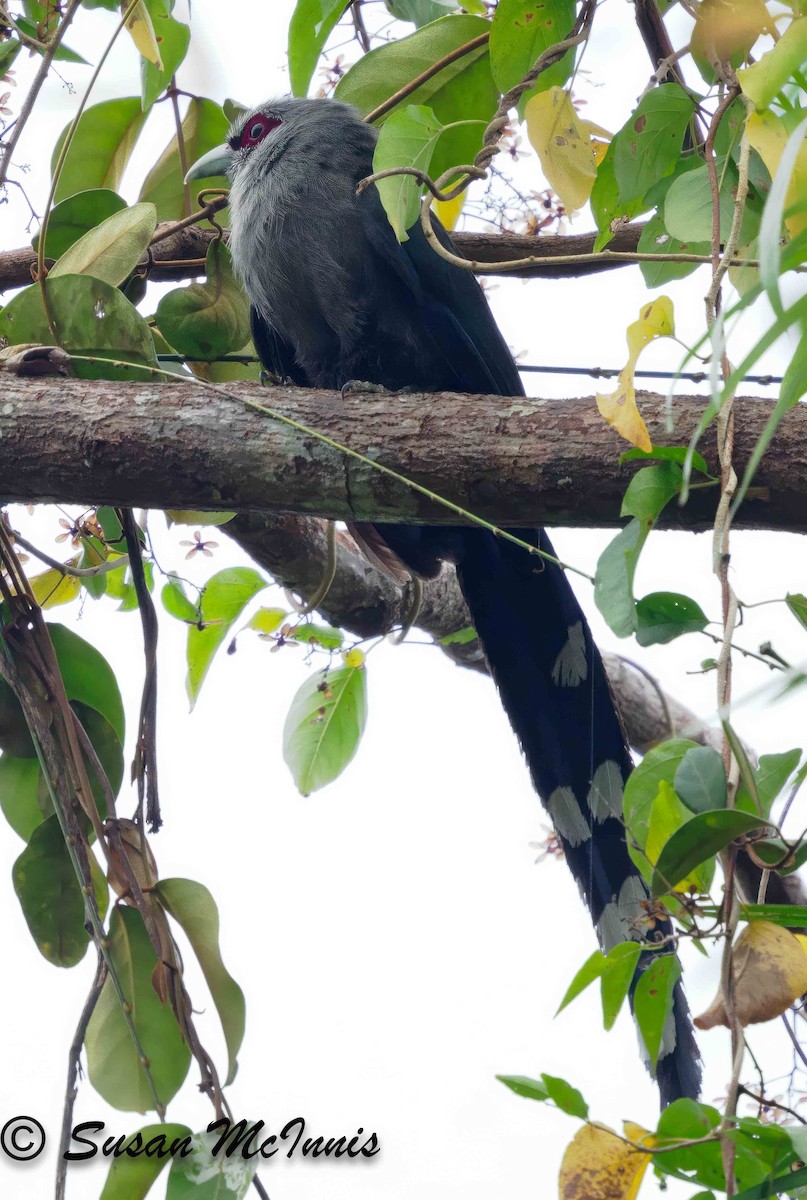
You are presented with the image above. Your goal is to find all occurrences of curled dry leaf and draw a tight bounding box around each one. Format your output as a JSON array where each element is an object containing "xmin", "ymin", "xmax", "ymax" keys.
[
  {"xmin": 559, "ymin": 1121, "xmax": 652, "ymax": 1200},
  {"xmin": 106, "ymin": 816, "xmax": 159, "ymax": 899},
  {"xmin": 0, "ymin": 343, "xmax": 71, "ymax": 376},
  {"xmin": 695, "ymin": 920, "xmax": 807, "ymax": 1029}
]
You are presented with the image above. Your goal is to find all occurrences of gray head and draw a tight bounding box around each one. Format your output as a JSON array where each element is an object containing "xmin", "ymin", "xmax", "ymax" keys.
[
  {"xmin": 186, "ymin": 97, "xmax": 378, "ymax": 320},
  {"xmin": 185, "ymin": 96, "xmax": 376, "ymax": 195}
]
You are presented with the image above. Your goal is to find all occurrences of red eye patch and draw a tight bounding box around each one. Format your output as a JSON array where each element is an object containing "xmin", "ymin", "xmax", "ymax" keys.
[{"xmin": 240, "ymin": 115, "xmax": 282, "ymax": 149}]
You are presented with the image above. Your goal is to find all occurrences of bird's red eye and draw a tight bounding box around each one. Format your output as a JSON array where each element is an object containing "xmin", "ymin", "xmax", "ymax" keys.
[{"xmin": 240, "ymin": 116, "xmax": 281, "ymax": 149}]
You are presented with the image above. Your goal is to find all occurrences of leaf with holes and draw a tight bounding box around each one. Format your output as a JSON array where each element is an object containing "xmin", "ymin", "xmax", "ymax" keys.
[
  {"xmin": 613, "ymin": 84, "xmax": 696, "ymax": 208},
  {"xmin": 635, "ymin": 592, "xmax": 708, "ymax": 646},
  {"xmin": 0, "ymin": 275, "xmax": 158, "ymax": 381},
  {"xmin": 284, "ymin": 662, "xmax": 368, "ymax": 795},
  {"xmin": 489, "ymin": 0, "xmax": 576, "ymax": 95}
]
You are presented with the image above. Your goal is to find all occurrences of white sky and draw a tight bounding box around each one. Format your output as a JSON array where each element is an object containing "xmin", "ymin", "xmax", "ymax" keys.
[{"xmin": 2, "ymin": 2, "xmax": 807, "ymax": 1198}]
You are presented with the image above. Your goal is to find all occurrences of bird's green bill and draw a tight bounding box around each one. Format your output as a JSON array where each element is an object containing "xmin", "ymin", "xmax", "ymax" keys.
[{"xmin": 184, "ymin": 144, "xmax": 231, "ymax": 183}]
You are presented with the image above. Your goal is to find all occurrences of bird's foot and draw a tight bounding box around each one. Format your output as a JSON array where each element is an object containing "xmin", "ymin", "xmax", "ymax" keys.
[{"xmin": 340, "ymin": 379, "xmax": 417, "ymax": 399}]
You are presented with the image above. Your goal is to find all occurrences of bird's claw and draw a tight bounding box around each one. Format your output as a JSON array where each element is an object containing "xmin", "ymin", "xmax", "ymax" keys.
[{"xmin": 340, "ymin": 379, "xmax": 417, "ymax": 399}]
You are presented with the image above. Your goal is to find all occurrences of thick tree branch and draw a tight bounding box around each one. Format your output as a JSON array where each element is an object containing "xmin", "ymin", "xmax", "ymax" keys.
[
  {"xmin": 1, "ymin": 377, "xmax": 804, "ymax": 531},
  {"xmin": 0, "ymin": 224, "xmax": 645, "ymax": 292}
]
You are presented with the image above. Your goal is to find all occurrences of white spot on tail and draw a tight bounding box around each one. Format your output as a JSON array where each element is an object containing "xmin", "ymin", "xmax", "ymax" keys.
[
  {"xmin": 547, "ymin": 786, "xmax": 590, "ymax": 847},
  {"xmin": 597, "ymin": 876, "xmax": 648, "ymax": 951},
  {"xmin": 587, "ymin": 760, "xmax": 624, "ymax": 823},
  {"xmin": 552, "ymin": 622, "xmax": 588, "ymax": 687}
]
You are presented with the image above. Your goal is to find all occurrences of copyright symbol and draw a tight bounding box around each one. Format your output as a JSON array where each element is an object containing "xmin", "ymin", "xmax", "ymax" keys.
[{"xmin": 1, "ymin": 1116, "xmax": 46, "ymax": 1161}]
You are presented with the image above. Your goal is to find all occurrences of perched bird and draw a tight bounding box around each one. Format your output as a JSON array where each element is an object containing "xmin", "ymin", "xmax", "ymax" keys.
[{"xmin": 187, "ymin": 96, "xmax": 700, "ymax": 1104}]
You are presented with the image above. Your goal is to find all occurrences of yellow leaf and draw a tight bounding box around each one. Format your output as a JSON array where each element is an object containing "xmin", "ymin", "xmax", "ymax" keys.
[
  {"xmin": 29, "ymin": 560, "xmax": 82, "ymax": 609},
  {"xmin": 596, "ymin": 298, "xmax": 674, "ymax": 452},
  {"xmin": 746, "ymin": 110, "xmax": 807, "ymax": 238},
  {"xmin": 525, "ymin": 88, "xmax": 597, "ymax": 214},
  {"xmin": 695, "ymin": 920, "xmax": 807, "ymax": 1029},
  {"xmin": 434, "ymin": 190, "xmax": 466, "ymax": 231},
  {"xmin": 122, "ymin": 0, "xmax": 163, "ymax": 68},
  {"xmin": 343, "ymin": 648, "xmax": 365, "ymax": 669},
  {"xmin": 559, "ymin": 1122, "xmax": 651, "ymax": 1200},
  {"xmin": 691, "ymin": 0, "xmax": 770, "ymax": 67}
]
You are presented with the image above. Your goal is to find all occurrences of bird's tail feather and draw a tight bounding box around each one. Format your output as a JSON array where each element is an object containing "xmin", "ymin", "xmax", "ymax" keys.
[{"xmin": 455, "ymin": 527, "xmax": 701, "ymax": 1105}]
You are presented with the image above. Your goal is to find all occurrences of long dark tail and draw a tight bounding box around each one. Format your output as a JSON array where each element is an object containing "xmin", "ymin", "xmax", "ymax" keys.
[{"xmin": 455, "ymin": 527, "xmax": 701, "ymax": 1105}]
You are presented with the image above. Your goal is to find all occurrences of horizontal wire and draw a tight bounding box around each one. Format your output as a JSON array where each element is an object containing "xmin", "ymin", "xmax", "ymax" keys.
[{"xmin": 154, "ymin": 354, "xmax": 784, "ymax": 387}]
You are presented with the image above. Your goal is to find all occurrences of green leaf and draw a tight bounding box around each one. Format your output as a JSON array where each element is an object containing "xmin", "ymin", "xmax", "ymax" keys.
[
  {"xmin": 32, "ymin": 189, "xmax": 127, "ymax": 260},
  {"xmin": 139, "ymin": 97, "xmax": 229, "ymax": 222},
  {"xmin": 746, "ymin": 837, "xmax": 807, "ymax": 875},
  {"xmin": 245, "ymin": 607, "xmax": 287, "ymax": 636},
  {"xmin": 73, "ymin": 701, "xmax": 125, "ymax": 818},
  {"xmin": 737, "ymin": 18, "xmax": 807, "ymax": 110},
  {"xmin": 49, "ymin": 623, "xmax": 125, "ymax": 743},
  {"xmin": 621, "ymin": 462, "xmax": 682, "ymax": 520},
  {"xmin": 161, "ymin": 576, "xmax": 199, "ymax": 624},
  {"xmin": 613, "ymin": 84, "xmax": 696, "ymax": 208},
  {"xmin": 787, "ymin": 592, "xmax": 807, "ymax": 631},
  {"xmin": 286, "ymin": 623, "xmax": 344, "ymax": 650},
  {"xmin": 439, "ymin": 625, "xmax": 477, "ymax": 645},
  {"xmin": 556, "ymin": 948, "xmax": 606, "ymax": 1014},
  {"xmin": 623, "ymin": 738, "xmax": 699, "ymax": 876},
  {"xmin": 674, "ymin": 746, "xmax": 727, "ymax": 814},
  {"xmin": 0, "ymin": 38, "xmax": 22, "ymax": 76},
  {"xmin": 86, "ymin": 906, "xmax": 192, "ymax": 1113},
  {"xmin": 638, "ymin": 210, "xmax": 710, "ymax": 287},
  {"xmin": 335, "ymin": 15, "xmax": 496, "ymax": 182},
  {"xmin": 0, "ymin": 274, "xmax": 159, "ymax": 381},
  {"xmin": 13, "ymin": 17, "xmax": 87, "ymax": 62},
  {"xmin": 634, "ymin": 955, "xmax": 680, "ymax": 1069},
  {"xmin": 140, "ymin": 0, "xmax": 190, "ymax": 111},
  {"xmin": 386, "ymin": 0, "xmax": 461, "ymax": 24},
  {"xmin": 51, "ymin": 97, "xmax": 148, "ymax": 203},
  {"xmin": 165, "ymin": 510, "xmax": 236, "ymax": 527},
  {"xmin": 489, "ymin": 0, "xmax": 576, "ymax": 95},
  {"xmin": 373, "ymin": 104, "xmax": 444, "ymax": 239},
  {"xmin": 731, "ymin": 902, "xmax": 807, "ymax": 927},
  {"xmin": 155, "ymin": 878, "xmax": 246, "ymax": 1086},
  {"xmin": 186, "ymin": 568, "xmax": 267, "ymax": 707},
  {"xmin": 288, "ymin": 0, "xmax": 349, "ymax": 97},
  {"xmin": 49, "ymin": 202, "xmax": 157, "ymax": 286},
  {"xmin": 165, "ymin": 1131, "xmax": 256, "ymax": 1199},
  {"xmin": 620, "ymin": 443, "xmax": 710, "ymax": 474},
  {"xmin": 600, "ymin": 942, "xmax": 642, "ymax": 1030},
  {"xmin": 722, "ymin": 718, "xmax": 762, "ymax": 815},
  {"xmin": 590, "ymin": 139, "xmax": 646, "ymax": 250},
  {"xmin": 12, "ymin": 814, "xmax": 101, "ymax": 966},
  {"xmin": 655, "ymin": 1098, "xmax": 724, "ymax": 1189},
  {"xmin": 651, "ymin": 809, "xmax": 768, "ymax": 896},
  {"xmin": 646, "ymin": 780, "xmax": 714, "ymax": 894},
  {"xmin": 665, "ymin": 161, "xmax": 743, "ymax": 243},
  {"xmin": 99, "ymin": 1125, "xmax": 193, "ymax": 1200},
  {"xmin": 540, "ymin": 1073, "xmax": 588, "ymax": 1119},
  {"xmin": 283, "ymin": 663, "xmax": 368, "ymax": 795},
  {"xmin": 156, "ymin": 241, "xmax": 250, "ymax": 360},
  {"xmin": 594, "ymin": 517, "xmax": 648, "ymax": 637},
  {"xmin": 736, "ymin": 748, "xmax": 802, "ymax": 817},
  {"xmin": 0, "ymin": 756, "xmax": 45, "ymax": 841},
  {"xmin": 495, "ymin": 1073, "xmax": 550, "ymax": 1101},
  {"xmin": 635, "ymin": 592, "xmax": 708, "ymax": 646}
]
